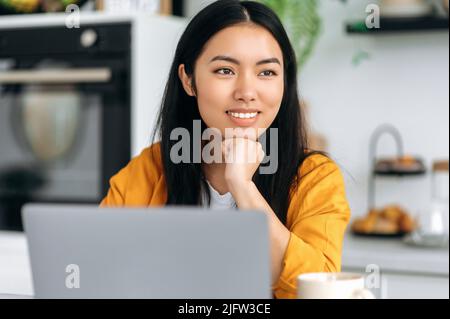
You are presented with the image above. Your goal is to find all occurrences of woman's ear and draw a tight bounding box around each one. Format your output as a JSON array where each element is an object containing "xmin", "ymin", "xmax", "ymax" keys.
[{"xmin": 178, "ymin": 64, "xmax": 196, "ymax": 97}]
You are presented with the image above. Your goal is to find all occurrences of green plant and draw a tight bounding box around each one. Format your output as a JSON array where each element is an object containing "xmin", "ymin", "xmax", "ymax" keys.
[{"xmin": 259, "ymin": 0, "xmax": 322, "ymax": 68}]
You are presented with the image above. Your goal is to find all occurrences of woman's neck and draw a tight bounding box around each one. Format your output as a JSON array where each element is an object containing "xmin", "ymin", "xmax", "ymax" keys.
[
  {"xmin": 202, "ymin": 162, "xmax": 229, "ymax": 195},
  {"xmin": 201, "ymin": 138, "xmax": 229, "ymax": 195}
]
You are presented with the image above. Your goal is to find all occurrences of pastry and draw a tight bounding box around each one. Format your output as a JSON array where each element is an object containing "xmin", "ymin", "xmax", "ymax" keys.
[
  {"xmin": 399, "ymin": 213, "xmax": 417, "ymax": 233},
  {"xmin": 372, "ymin": 217, "xmax": 399, "ymax": 234},
  {"xmin": 352, "ymin": 205, "xmax": 416, "ymax": 235},
  {"xmin": 381, "ymin": 205, "xmax": 406, "ymax": 223}
]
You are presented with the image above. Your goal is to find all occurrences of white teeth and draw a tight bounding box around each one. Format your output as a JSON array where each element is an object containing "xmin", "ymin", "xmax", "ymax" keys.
[{"xmin": 229, "ymin": 112, "xmax": 258, "ymax": 119}]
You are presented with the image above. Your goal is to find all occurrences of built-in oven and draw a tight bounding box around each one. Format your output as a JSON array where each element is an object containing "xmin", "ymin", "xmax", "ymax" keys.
[{"xmin": 0, "ymin": 23, "xmax": 132, "ymax": 230}]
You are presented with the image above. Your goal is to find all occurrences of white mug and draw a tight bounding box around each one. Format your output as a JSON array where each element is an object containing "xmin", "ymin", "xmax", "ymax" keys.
[{"xmin": 297, "ymin": 272, "xmax": 375, "ymax": 299}]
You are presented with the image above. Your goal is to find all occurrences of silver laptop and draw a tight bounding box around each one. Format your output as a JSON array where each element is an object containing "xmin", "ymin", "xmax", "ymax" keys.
[{"xmin": 22, "ymin": 204, "xmax": 271, "ymax": 299}]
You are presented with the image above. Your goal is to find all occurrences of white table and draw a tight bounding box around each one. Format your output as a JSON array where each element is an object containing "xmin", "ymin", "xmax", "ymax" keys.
[
  {"xmin": 1, "ymin": 231, "xmax": 449, "ymax": 298},
  {"xmin": 0, "ymin": 231, "xmax": 33, "ymax": 297}
]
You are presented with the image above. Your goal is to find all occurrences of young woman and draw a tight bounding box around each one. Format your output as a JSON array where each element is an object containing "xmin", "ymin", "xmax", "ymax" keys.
[{"xmin": 101, "ymin": 0, "xmax": 351, "ymax": 299}]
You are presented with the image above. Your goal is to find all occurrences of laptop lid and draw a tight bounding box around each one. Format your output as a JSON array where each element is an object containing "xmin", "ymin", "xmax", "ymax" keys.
[{"xmin": 22, "ymin": 204, "xmax": 271, "ymax": 299}]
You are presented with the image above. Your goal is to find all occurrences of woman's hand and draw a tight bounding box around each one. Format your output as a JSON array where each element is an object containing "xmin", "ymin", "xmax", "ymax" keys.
[
  {"xmin": 220, "ymin": 130, "xmax": 290, "ymax": 286},
  {"xmin": 221, "ymin": 134, "xmax": 265, "ymax": 190}
]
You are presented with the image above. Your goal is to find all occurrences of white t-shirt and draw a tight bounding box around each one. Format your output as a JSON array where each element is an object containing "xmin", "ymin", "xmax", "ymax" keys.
[{"xmin": 202, "ymin": 180, "xmax": 237, "ymax": 210}]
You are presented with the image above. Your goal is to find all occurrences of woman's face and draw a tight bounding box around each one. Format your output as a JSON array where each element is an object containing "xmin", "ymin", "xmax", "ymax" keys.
[{"xmin": 179, "ymin": 23, "xmax": 284, "ymax": 137}]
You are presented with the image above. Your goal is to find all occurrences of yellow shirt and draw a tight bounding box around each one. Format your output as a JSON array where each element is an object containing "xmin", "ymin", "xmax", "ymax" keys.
[{"xmin": 100, "ymin": 142, "xmax": 351, "ymax": 299}]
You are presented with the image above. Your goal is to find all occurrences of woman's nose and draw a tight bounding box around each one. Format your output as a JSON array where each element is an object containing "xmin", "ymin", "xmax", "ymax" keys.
[{"xmin": 233, "ymin": 74, "xmax": 257, "ymax": 103}]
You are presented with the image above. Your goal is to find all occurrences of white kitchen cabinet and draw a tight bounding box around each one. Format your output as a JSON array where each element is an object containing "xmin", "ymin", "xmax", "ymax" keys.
[
  {"xmin": 382, "ymin": 273, "xmax": 448, "ymax": 299},
  {"xmin": 342, "ymin": 233, "xmax": 449, "ymax": 299},
  {"xmin": 342, "ymin": 266, "xmax": 449, "ymax": 299}
]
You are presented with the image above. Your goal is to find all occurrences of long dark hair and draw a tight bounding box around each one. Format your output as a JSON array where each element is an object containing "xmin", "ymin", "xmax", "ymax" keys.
[{"xmin": 153, "ymin": 0, "xmax": 312, "ymax": 225}]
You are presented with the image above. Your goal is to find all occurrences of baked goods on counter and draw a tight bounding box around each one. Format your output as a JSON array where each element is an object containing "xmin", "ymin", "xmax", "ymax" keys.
[{"xmin": 352, "ymin": 205, "xmax": 417, "ymax": 236}]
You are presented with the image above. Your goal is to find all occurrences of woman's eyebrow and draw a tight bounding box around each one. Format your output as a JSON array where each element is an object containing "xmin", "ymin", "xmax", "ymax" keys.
[{"xmin": 209, "ymin": 55, "xmax": 281, "ymax": 66}]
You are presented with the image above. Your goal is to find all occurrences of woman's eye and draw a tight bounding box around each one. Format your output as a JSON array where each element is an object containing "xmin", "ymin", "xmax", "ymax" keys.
[
  {"xmin": 259, "ymin": 70, "xmax": 277, "ymax": 77},
  {"xmin": 214, "ymin": 69, "xmax": 277, "ymax": 77},
  {"xmin": 215, "ymin": 68, "xmax": 234, "ymax": 75}
]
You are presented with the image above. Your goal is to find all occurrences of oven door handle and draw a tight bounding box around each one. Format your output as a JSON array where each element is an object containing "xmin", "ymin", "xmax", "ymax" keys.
[{"xmin": 0, "ymin": 68, "xmax": 112, "ymax": 84}]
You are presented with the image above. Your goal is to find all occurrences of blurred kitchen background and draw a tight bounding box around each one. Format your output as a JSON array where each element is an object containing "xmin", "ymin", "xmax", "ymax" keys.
[{"xmin": 0, "ymin": 0, "xmax": 448, "ymax": 298}]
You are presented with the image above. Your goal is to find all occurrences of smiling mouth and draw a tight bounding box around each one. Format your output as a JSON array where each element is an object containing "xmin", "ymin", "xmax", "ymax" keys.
[
  {"xmin": 225, "ymin": 110, "xmax": 262, "ymax": 119},
  {"xmin": 225, "ymin": 110, "xmax": 261, "ymax": 127}
]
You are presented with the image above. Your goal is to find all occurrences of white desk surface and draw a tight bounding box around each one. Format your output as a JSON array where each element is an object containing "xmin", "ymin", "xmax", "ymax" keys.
[
  {"xmin": 0, "ymin": 231, "xmax": 448, "ymax": 297},
  {"xmin": 0, "ymin": 231, "xmax": 33, "ymax": 297}
]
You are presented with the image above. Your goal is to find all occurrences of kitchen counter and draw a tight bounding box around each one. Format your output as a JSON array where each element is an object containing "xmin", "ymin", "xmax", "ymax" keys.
[
  {"xmin": 0, "ymin": 231, "xmax": 448, "ymax": 298},
  {"xmin": 342, "ymin": 233, "xmax": 449, "ymax": 276}
]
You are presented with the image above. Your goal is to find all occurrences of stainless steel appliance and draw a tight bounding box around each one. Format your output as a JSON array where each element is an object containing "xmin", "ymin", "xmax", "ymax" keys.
[{"xmin": 0, "ymin": 13, "xmax": 186, "ymax": 230}]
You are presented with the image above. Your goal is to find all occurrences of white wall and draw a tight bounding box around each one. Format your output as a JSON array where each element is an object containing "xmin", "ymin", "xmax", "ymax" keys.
[
  {"xmin": 301, "ymin": 0, "xmax": 449, "ymax": 219},
  {"xmin": 184, "ymin": 0, "xmax": 215, "ymax": 18},
  {"xmin": 185, "ymin": 0, "xmax": 449, "ymax": 219}
]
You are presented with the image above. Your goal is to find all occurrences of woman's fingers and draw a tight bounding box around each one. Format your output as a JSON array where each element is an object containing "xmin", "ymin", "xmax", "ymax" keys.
[
  {"xmin": 224, "ymin": 127, "xmax": 258, "ymax": 141},
  {"xmin": 221, "ymin": 138, "xmax": 265, "ymax": 164}
]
